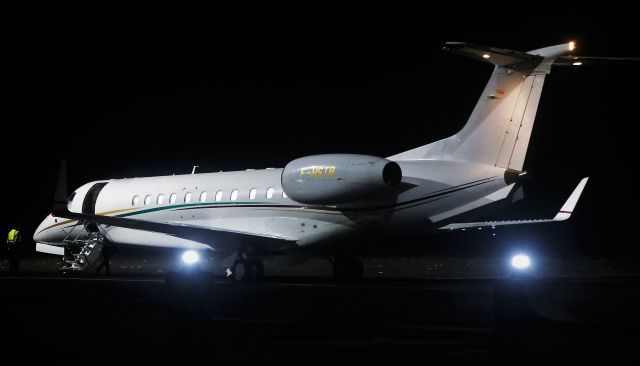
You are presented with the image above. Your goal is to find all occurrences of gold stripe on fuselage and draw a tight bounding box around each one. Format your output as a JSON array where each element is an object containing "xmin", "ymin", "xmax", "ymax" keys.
[
  {"xmin": 38, "ymin": 207, "xmax": 142, "ymax": 234},
  {"xmin": 98, "ymin": 207, "xmax": 142, "ymax": 216}
]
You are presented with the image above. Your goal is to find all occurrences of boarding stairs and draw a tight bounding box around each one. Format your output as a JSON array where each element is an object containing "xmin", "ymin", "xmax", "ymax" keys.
[{"xmin": 60, "ymin": 229, "xmax": 104, "ymax": 273}]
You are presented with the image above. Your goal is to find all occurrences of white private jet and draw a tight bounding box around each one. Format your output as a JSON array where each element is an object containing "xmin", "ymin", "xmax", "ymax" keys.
[{"xmin": 34, "ymin": 41, "xmax": 589, "ymax": 280}]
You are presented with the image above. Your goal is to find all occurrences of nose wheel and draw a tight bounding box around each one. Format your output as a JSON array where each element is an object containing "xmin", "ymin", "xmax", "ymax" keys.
[{"xmin": 231, "ymin": 258, "xmax": 264, "ymax": 282}]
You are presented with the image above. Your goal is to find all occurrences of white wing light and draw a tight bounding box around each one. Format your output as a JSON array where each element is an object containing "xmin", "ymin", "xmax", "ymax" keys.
[
  {"xmin": 511, "ymin": 254, "xmax": 531, "ymax": 270},
  {"xmin": 182, "ymin": 250, "xmax": 200, "ymax": 265}
]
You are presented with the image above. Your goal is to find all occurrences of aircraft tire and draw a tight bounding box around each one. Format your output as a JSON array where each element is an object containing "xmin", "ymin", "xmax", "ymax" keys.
[
  {"xmin": 232, "ymin": 259, "xmax": 250, "ymax": 281},
  {"xmin": 233, "ymin": 258, "xmax": 264, "ymax": 281},
  {"xmin": 249, "ymin": 258, "xmax": 265, "ymax": 281}
]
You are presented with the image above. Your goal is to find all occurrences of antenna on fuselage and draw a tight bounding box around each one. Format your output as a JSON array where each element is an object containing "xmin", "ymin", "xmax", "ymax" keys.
[{"xmin": 191, "ymin": 165, "xmax": 199, "ymax": 174}]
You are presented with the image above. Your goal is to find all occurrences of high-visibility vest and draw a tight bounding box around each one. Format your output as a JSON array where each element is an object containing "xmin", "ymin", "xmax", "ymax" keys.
[{"xmin": 7, "ymin": 229, "xmax": 20, "ymax": 243}]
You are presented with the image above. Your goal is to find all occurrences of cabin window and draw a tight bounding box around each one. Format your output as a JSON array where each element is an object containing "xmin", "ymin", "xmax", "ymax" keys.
[
  {"xmin": 144, "ymin": 195, "xmax": 151, "ymax": 205},
  {"xmin": 200, "ymin": 191, "xmax": 207, "ymax": 202},
  {"xmin": 249, "ymin": 188, "xmax": 257, "ymax": 200},
  {"xmin": 169, "ymin": 193, "xmax": 176, "ymax": 204},
  {"xmin": 266, "ymin": 187, "xmax": 274, "ymax": 199},
  {"xmin": 157, "ymin": 194, "xmax": 165, "ymax": 205},
  {"xmin": 132, "ymin": 195, "xmax": 139, "ymax": 206},
  {"xmin": 215, "ymin": 190, "xmax": 223, "ymax": 202},
  {"xmin": 230, "ymin": 189, "xmax": 238, "ymax": 201},
  {"xmin": 184, "ymin": 192, "xmax": 192, "ymax": 203}
]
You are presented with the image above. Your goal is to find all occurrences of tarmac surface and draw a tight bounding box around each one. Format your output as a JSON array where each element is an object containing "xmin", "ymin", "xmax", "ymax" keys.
[{"xmin": 1, "ymin": 254, "xmax": 640, "ymax": 364}]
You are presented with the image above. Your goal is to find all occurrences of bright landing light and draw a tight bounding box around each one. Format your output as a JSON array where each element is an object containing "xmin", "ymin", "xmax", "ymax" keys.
[
  {"xmin": 182, "ymin": 250, "xmax": 200, "ymax": 265},
  {"xmin": 511, "ymin": 254, "xmax": 531, "ymax": 270},
  {"xmin": 568, "ymin": 41, "xmax": 576, "ymax": 51}
]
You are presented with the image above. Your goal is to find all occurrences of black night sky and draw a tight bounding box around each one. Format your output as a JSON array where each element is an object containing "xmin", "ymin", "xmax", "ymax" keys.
[{"xmin": 4, "ymin": 6, "xmax": 639, "ymax": 258}]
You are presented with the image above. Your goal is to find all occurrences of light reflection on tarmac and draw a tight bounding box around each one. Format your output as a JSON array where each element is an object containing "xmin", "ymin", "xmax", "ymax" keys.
[
  {"xmin": 1, "ymin": 259, "xmax": 639, "ymax": 364},
  {"xmin": 2, "ymin": 254, "xmax": 639, "ymax": 279}
]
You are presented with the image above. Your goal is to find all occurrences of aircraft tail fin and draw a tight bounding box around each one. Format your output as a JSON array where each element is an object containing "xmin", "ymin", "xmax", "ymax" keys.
[{"xmin": 389, "ymin": 42, "xmax": 575, "ymax": 171}]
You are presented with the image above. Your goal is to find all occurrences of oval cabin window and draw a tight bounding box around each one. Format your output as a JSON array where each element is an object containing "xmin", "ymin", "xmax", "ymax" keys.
[
  {"xmin": 184, "ymin": 192, "xmax": 192, "ymax": 203},
  {"xmin": 230, "ymin": 189, "xmax": 238, "ymax": 201},
  {"xmin": 157, "ymin": 194, "xmax": 165, "ymax": 205},
  {"xmin": 132, "ymin": 195, "xmax": 139, "ymax": 206},
  {"xmin": 200, "ymin": 191, "xmax": 207, "ymax": 202},
  {"xmin": 249, "ymin": 188, "xmax": 257, "ymax": 200},
  {"xmin": 144, "ymin": 195, "xmax": 151, "ymax": 205},
  {"xmin": 169, "ymin": 193, "xmax": 176, "ymax": 204},
  {"xmin": 215, "ymin": 190, "xmax": 223, "ymax": 202},
  {"xmin": 266, "ymin": 187, "xmax": 274, "ymax": 199}
]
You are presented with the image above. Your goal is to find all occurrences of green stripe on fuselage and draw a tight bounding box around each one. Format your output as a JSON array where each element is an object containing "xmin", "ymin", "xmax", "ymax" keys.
[
  {"xmin": 112, "ymin": 177, "xmax": 498, "ymax": 218},
  {"xmin": 115, "ymin": 201, "xmax": 270, "ymax": 218}
]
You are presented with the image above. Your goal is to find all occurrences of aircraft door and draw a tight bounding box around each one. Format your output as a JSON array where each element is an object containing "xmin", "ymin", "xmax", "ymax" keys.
[{"xmin": 82, "ymin": 182, "xmax": 109, "ymax": 214}]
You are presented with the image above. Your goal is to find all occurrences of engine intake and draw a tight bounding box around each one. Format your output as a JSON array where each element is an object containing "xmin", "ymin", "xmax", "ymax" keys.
[{"xmin": 282, "ymin": 154, "xmax": 402, "ymax": 204}]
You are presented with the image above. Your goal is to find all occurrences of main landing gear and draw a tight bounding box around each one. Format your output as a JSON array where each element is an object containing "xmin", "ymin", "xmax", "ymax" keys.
[
  {"xmin": 230, "ymin": 257, "xmax": 264, "ymax": 282},
  {"xmin": 225, "ymin": 248, "xmax": 363, "ymax": 282}
]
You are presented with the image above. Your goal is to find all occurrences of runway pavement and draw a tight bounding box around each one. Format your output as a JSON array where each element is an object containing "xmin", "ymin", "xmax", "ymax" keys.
[
  {"xmin": 2, "ymin": 251, "xmax": 640, "ymax": 279},
  {"xmin": 1, "ymin": 271, "xmax": 639, "ymax": 364}
]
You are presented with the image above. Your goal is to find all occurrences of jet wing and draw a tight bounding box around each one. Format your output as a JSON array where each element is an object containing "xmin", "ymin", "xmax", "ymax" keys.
[
  {"xmin": 439, "ymin": 178, "xmax": 588, "ymax": 230},
  {"xmin": 51, "ymin": 209, "xmax": 296, "ymax": 251}
]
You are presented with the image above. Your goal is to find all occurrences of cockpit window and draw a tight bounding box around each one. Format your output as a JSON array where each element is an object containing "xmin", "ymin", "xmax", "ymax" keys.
[{"xmin": 67, "ymin": 192, "xmax": 76, "ymax": 210}]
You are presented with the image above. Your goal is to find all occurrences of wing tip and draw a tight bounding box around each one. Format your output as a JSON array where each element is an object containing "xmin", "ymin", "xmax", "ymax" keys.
[{"xmin": 554, "ymin": 177, "xmax": 589, "ymax": 221}]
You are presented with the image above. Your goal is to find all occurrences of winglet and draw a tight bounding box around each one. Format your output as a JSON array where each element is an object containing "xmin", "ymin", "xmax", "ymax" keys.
[
  {"xmin": 439, "ymin": 177, "xmax": 590, "ymax": 231},
  {"xmin": 553, "ymin": 177, "xmax": 589, "ymax": 221}
]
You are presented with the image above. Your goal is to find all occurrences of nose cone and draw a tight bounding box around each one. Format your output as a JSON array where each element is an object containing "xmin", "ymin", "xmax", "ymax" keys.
[{"xmin": 33, "ymin": 214, "xmax": 57, "ymax": 243}]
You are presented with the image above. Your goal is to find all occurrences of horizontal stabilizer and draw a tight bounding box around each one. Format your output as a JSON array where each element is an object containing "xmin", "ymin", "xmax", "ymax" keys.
[
  {"xmin": 443, "ymin": 42, "xmax": 542, "ymax": 67},
  {"xmin": 439, "ymin": 178, "xmax": 588, "ymax": 230},
  {"xmin": 554, "ymin": 55, "xmax": 640, "ymax": 66}
]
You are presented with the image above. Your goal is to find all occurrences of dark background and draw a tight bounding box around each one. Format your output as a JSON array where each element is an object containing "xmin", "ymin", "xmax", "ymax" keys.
[{"xmin": 4, "ymin": 5, "xmax": 638, "ymax": 259}]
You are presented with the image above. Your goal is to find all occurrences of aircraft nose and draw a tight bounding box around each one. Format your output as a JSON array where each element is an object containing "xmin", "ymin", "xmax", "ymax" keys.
[
  {"xmin": 33, "ymin": 230, "xmax": 45, "ymax": 243},
  {"xmin": 33, "ymin": 214, "xmax": 56, "ymax": 243}
]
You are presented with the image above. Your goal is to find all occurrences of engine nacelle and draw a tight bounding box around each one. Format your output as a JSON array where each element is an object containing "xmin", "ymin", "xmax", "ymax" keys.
[{"xmin": 282, "ymin": 154, "xmax": 402, "ymax": 204}]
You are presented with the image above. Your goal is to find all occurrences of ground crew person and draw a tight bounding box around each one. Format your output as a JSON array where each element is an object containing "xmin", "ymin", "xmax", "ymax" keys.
[
  {"xmin": 7, "ymin": 225, "xmax": 22, "ymax": 273},
  {"xmin": 95, "ymin": 242, "xmax": 114, "ymax": 275}
]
